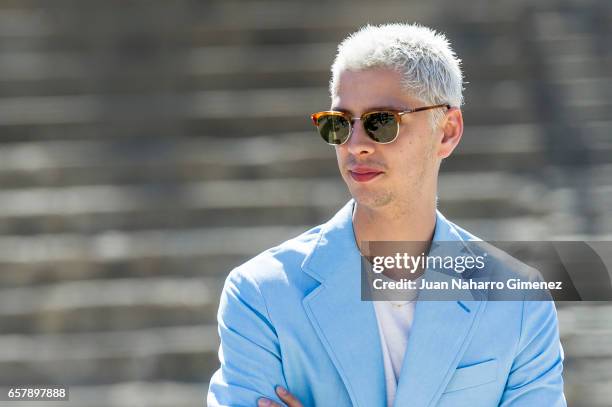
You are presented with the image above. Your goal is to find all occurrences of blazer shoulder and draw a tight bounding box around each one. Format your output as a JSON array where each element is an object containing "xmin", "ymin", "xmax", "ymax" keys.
[
  {"xmin": 226, "ymin": 223, "xmax": 324, "ymax": 290},
  {"xmin": 446, "ymin": 217, "xmax": 483, "ymax": 242}
]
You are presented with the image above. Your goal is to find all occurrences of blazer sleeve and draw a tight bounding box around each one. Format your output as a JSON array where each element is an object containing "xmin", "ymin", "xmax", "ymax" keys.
[
  {"xmin": 207, "ymin": 268, "xmax": 288, "ymax": 407},
  {"xmin": 498, "ymin": 298, "xmax": 567, "ymax": 406}
]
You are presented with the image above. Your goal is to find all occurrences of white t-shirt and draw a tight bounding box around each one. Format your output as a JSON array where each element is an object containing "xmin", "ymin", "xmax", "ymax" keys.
[{"xmin": 372, "ymin": 272, "xmax": 419, "ymax": 407}]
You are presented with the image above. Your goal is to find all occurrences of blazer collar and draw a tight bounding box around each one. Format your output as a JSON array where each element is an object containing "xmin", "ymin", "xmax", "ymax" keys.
[
  {"xmin": 301, "ymin": 199, "xmax": 476, "ymax": 284},
  {"xmin": 301, "ymin": 200, "xmax": 384, "ymax": 406},
  {"xmin": 300, "ymin": 200, "xmax": 487, "ymax": 407}
]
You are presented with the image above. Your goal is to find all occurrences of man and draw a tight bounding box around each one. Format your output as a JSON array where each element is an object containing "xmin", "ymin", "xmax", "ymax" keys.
[{"xmin": 207, "ymin": 23, "xmax": 566, "ymax": 406}]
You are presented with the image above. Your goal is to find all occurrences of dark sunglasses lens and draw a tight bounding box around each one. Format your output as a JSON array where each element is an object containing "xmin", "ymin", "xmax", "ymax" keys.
[
  {"xmin": 363, "ymin": 112, "xmax": 398, "ymax": 143},
  {"xmin": 316, "ymin": 114, "xmax": 350, "ymax": 145}
]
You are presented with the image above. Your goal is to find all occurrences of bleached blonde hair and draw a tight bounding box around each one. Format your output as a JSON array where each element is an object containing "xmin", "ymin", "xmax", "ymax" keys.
[{"xmin": 330, "ymin": 23, "xmax": 464, "ymax": 129}]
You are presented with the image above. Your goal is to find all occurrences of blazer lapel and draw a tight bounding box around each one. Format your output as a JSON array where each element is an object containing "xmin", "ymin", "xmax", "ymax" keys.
[
  {"xmin": 301, "ymin": 200, "xmax": 386, "ymax": 407},
  {"xmin": 299, "ymin": 203, "xmax": 489, "ymax": 407},
  {"xmin": 393, "ymin": 282, "xmax": 488, "ymax": 406},
  {"xmin": 393, "ymin": 214, "xmax": 490, "ymax": 407}
]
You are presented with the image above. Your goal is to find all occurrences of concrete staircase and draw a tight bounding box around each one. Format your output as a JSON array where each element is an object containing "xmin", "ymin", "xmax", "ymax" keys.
[{"xmin": 0, "ymin": 1, "xmax": 610, "ymax": 406}]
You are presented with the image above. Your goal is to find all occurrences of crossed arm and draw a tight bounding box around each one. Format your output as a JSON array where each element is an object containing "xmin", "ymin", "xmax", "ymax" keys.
[
  {"xmin": 207, "ymin": 269, "xmax": 566, "ymax": 406},
  {"xmin": 498, "ymin": 299, "xmax": 567, "ymax": 406},
  {"xmin": 207, "ymin": 269, "xmax": 289, "ymax": 406},
  {"xmin": 257, "ymin": 387, "xmax": 302, "ymax": 407}
]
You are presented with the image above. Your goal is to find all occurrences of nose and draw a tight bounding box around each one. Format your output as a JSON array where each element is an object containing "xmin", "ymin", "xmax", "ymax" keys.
[{"xmin": 345, "ymin": 118, "xmax": 375, "ymax": 156}]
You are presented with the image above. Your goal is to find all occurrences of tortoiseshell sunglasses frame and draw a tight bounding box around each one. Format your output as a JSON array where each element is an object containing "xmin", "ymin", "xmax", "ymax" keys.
[{"xmin": 311, "ymin": 103, "xmax": 451, "ymax": 145}]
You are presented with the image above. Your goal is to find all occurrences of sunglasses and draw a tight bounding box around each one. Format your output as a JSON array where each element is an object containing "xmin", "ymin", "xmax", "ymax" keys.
[{"xmin": 310, "ymin": 104, "xmax": 451, "ymax": 145}]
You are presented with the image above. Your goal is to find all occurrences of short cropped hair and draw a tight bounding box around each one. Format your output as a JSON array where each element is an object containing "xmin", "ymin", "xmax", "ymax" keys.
[{"xmin": 330, "ymin": 23, "xmax": 464, "ymax": 129}]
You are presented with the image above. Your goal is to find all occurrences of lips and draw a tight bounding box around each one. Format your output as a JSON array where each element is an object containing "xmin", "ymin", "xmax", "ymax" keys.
[{"xmin": 349, "ymin": 167, "xmax": 384, "ymax": 182}]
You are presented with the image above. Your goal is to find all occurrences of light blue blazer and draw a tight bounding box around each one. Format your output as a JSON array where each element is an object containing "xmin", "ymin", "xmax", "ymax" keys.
[{"xmin": 207, "ymin": 200, "xmax": 566, "ymax": 406}]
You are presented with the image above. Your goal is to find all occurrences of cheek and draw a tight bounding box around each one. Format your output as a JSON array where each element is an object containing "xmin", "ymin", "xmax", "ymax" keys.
[
  {"xmin": 395, "ymin": 137, "xmax": 424, "ymax": 162},
  {"xmin": 391, "ymin": 140, "xmax": 431, "ymax": 175},
  {"xmin": 405, "ymin": 128, "xmax": 435, "ymax": 157}
]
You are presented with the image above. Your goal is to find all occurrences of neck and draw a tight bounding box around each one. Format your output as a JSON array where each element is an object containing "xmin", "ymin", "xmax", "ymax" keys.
[{"xmin": 353, "ymin": 197, "xmax": 437, "ymax": 254}]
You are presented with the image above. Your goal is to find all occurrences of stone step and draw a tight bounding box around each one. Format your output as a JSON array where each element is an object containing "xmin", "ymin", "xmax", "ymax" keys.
[
  {"xmin": 0, "ymin": 214, "xmax": 551, "ymax": 291},
  {"xmin": 0, "ymin": 224, "xmax": 310, "ymax": 290},
  {"xmin": 2, "ymin": 82, "xmax": 607, "ymax": 139},
  {"xmin": 566, "ymin": 381, "xmax": 612, "ymax": 407},
  {"xmin": 0, "ymin": 325, "xmax": 219, "ymax": 385},
  {"xmin": 189, "ymin": 14, "xmax": 608, "ymax": 51},
  {"xmin": 15, "ymin": 381, "xmax": 612, "ymax": 407},
  {"xmin": 9, "ymin": 80, "xmax": 610, "ymax": 138},
  {"xmin": 0, "ymin": 253, "xmax": 246, "ymax": 289},
  {"xmin": 0, "ymin": 173, "xmax": 548, "ymax": 235},
  {"xmin": 0, "ymin": 84, "xmax": 533, "ymax": 132},
  {"xmin": 0, "ymin": 205, "xmax": 333, "ymax": 236},
  {"xmin": 21, "ymin": 381, "xmax": 209, "ymax": 407},
  {"xmin": 532, "ymin": 9, "xmax": 612, "ymax": 44},
  {"xmin": 542, "ymin": 55, "xmax": 612, "ymax": 81},
  {"xmin": 0, "ymin": 38, "xmax": 531, "ymax": 93},
  {"xmin": 443, "ymin": 216, "xmax": 549, "ymax": 240},
  {"xmin": 187, "ymin": 37, "xmax": 529, "ymax": 79},
  {"xmin": 548, "ymin": 304, "xmax": 612, "ymax": 407},
  {"xmin": 551, "ymin": 78, "xmax": 612, "ymax": 122},
  {"xmin": 0, "ymin": 224, "xmax": 308, "ymax": 263},
  {"xmin": 0, "ymin": 132, "xmax": 336, "ymax": 186},
  {"xmin": 0, "ymin": 124, "xmax": 552, "ymax": 188},
  {"xmin": 557, "ymin": 304, "xmax": 612, "ymax": 334},
  {"xmin": 0, "ymin": 178, "xmax": 346, "ymax": 225},
  {"xmin": 2, "ymin": 121, "xmax": 610, "ymax": 189},
  {"xmin": 0, "ymin": 305, "xmax": 607, "ymax": 396},
  {"xmin": 589, "ymin": 180, "xmax": 612, "ymax": 234},
  {"xmin": 10, "ymin": 236, "xmax": 612, "ymax": 338},
  {"xmin": 0, "ymin": 1, "xmax": 521, "ymax": 44},
  {"xmin": 0, "ymin": 278, "xmax": 221, "ymax": 334},
  {"xmin": 565, "ymin": 356, "xmax": 612, "ymax": 384}
]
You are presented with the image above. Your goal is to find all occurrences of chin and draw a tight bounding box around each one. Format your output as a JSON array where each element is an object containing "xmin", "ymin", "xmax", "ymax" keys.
[{"xmin": 352, "ymin": 190, "xmax": 394, "ymax": 209}]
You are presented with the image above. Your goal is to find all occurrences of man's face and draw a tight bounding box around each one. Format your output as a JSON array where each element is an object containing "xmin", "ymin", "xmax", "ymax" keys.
[{"xmin": 332, "ymin": 67, "xmax": 442, "ymax": 211}]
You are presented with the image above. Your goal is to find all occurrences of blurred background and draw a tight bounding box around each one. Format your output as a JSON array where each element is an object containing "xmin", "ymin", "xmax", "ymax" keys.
[{"xmin": 0, "ymin": 0, "xmax": 610, "ymax": 406}]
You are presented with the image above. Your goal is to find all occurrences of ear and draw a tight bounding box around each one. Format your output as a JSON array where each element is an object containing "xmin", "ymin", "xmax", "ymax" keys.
[{"xmin": 436, "ymin": 108, "xmax": 463, "ymax": 159}]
